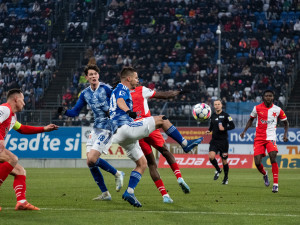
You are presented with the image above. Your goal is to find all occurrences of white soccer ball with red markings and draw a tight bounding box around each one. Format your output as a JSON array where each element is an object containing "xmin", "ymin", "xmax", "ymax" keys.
[{"xmin": 192, "ymin": 103, "xmax": 211, "ymax": 122}]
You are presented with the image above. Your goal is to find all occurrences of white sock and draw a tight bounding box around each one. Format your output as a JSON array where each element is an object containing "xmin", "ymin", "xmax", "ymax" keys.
[
  {"xmin": 115, "ymin": 171, "xmax": 121, "ymax": 177},
  {"xmin": 163, "ymin": 194, "xmax": 170, "ymax": 198},
  {"xmin": 18, "ymin": 200, "xmax": 26, "ymax": 203}
]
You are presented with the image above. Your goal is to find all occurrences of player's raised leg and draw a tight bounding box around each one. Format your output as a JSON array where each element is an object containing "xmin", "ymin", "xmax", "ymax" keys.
[{"xmin": 153, "ymin": 116, "xmax": 203, "ymax": 153}]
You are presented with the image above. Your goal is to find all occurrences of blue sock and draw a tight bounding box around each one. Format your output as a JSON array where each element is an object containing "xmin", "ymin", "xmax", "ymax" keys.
[
  {"xmin": 89, "ymin": 166, "xmax": 107, "ymax": 192},
  {"xmin": 95, "ymin": 158, "xmax": 117, "ymax": 175},
  {"xmin": 128, "ymin": 171, "xmax": 142, "ymax": 190},
  {"xmin": 165, "ymin": 125, "xmax": 185, "ymax": 145}
]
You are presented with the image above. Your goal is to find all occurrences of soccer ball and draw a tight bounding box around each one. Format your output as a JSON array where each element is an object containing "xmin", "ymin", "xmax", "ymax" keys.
[{"xmin": 192, "ymin": 103, "xmax": 211, "ymax": 122}]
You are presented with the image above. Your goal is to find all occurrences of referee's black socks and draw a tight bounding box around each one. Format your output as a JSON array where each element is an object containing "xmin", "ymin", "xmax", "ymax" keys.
[{"xmin": 210, "ymin": 158, "xmax": 221, "ymax": 172}]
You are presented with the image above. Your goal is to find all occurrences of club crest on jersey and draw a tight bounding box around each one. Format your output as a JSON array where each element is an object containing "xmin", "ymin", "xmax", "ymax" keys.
[{"xmin": 272, "ymin": 112, "xmax": 277, "ymax": 117}]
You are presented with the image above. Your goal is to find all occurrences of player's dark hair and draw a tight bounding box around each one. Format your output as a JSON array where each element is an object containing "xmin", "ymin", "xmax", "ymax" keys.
[
  {"xmin": 120, "ymin": 67, "xmax": 136, "ymax": 80},
  {"xmin": 84, "ymin": 64, "xmax": 100, "ymax": 76},
  {"xmin": 7, "ymin": 89, "xmax": 23, "ymax": 99},
  {"xmin": 263, "ymin": 89, "xmax": 274, "ymax": 96}
]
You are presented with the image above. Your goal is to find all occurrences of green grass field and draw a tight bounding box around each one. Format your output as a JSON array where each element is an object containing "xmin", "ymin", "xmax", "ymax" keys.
[{"xmin": 0, "ymin": 168, "xmax": 299, "ymax": 225}]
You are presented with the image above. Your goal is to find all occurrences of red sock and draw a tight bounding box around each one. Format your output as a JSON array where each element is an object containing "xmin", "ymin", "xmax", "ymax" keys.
[
  {"xmin": 13, "ymin": 175, "xmax": 26, "ymax": 202},
  {"xmin": 170, "ymin": 163, "xmax": 182, "ymax": 179},
  {"xmin": 0, "ymin": 162, "xmax": 14, "ymax": 186},
  {"xmin": 257, "ymin": 164, "xmax": 266, "ymax": 175},
  {"xmin": 272, "ymin": 162, "xmax": 279, "ymax": 184},
  {"xmin": 154, "ymin": 179, "xmax": 168, "ymax": 196}
]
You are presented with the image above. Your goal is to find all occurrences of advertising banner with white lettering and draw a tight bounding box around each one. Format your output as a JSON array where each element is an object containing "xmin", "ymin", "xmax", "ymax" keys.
[
  {"xmin": 158, "ymin": 154, "xmax": 253, "ymax": 168},
  {"xmin": 5, "ymin": 127, "xmax": 81, "ymax": 158},
  {"xmin": 228, "ymin": 128, "xmax": 300, "ymax": 145}
]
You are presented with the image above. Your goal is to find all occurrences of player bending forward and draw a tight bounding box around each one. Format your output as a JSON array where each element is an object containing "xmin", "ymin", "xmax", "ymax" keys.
[
  {"xmin": 0, "ymin": 89, "xmax": 58, "ymax": 211},
  {"xmin": 110, "ymin": 67, "xmax": 203, "ymax": 207},
  {"xmin": 131, "ymin": 85, "xmax": 201, "ymax": 203},
  {"xmin": 240, "ymin": 90, "xmax": 289, "ymax": 193}
]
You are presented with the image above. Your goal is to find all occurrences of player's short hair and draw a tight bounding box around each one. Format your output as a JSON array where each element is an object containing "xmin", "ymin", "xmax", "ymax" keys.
[
  {"xmin": 120, "ymin": 67, "xmax": 136, "ymax": 80},
  {"xmin": 214, "ymin": 98, "xmax": 223, "ymax": 104},
  {"xmin": 263, "ymin": 89, "xmax": 274, "ymax": 96},
  {"xmin": 84, "ymin": 64, "xmax": 100, "ymax": 76},
  {"xmin": 7, "ymin": 89, "xmax": 23, "ymax": 99}
]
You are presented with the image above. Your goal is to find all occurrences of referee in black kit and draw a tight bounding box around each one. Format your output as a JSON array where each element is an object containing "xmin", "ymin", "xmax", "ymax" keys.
[{"xmin": 205, "ymin": 99, "xmax": 235, "ymax": 184}]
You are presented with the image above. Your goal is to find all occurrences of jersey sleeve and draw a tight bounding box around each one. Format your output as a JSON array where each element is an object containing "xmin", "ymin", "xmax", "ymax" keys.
[
  {"xmin": 224, "ymin": 113, "xmax": 235, "ymax": 130},
  {"xmin": 115, "ymin": 89, "xmax": 129, "ymax": 101},
  {"xmin": 142, "ymin": 86, "xmax": 156, "ymax": 99},
  {"xmin": 278, "ymin": 109, "xmax": 287, "ymax": 121},
  {"xmin": 0, "ymin": 106, "xmax": 10, "ymax": 123},
  {"xmin": 250, "ymin": 106, "xmax": 257, "ymax": 118},
  {"xmin": 65, "ymin": 93, "xmax": 87, "ymax": 117}
]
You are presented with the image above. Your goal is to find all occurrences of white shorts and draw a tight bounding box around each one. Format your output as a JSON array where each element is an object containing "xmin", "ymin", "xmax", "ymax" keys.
[
  {"xmin": 86, "ymin": 128, "xmax": 113, "ymax": 154},
  {"xmin": 112, "ymin": 117, "xmax": 156, "ymax": 161}
]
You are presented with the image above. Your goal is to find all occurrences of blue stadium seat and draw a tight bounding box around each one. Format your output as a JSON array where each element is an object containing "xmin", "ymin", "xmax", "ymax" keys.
[
  {"xmin": 168, "ymin": 62, "xmax": 174, "ymax": 67},
  {"xmin": 288, "ymin": 12, "xmax": 295, "ymax": 21},
  {"xmin": 236, "ymin": 53, "xmax": 243, "ymax": 58},
  {"xmin": 294, "ymin": 36, "xmax": 299, "ymax": 43},
  {"xmin": 272, "ymin": 35, "xmax": 277, "ymax": 42},
  {"xmin": 280, "ymin": 12, "xmax": 288, "ymax": 20},
  {"xmin": 185, "ymin": 53, "xmax": 191, "ymax": 62},
  {"xmin": 296, "ymin": 12, "xmax": 300, "ymax": 20},
  {"xmin": 175, "ymin": 62, "xmax": 182, "ymax": 67},
  {"xmin": 243, "ymin": 53, "xmax": 249, "ymax": 58},
  {"xmin": 254, "ymin": 12, "xmax": 260, "ymax": 20}
]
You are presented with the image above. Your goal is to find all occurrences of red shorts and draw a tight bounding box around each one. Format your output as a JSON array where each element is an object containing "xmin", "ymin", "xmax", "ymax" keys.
[
  {"xmin": 139, "ymin": 129, "xmax": 165, "ymax": 155},
  {"xmin": 254, "ymin": 140, "xmax": 278, "ymax": 157}
]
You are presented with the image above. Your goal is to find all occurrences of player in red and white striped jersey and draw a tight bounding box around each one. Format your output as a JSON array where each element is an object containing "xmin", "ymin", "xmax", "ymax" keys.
[
  {"xmin": 0, "ymin": 89, "xmax": 58, "ymax": 211},
  {"xmin": 240, "ymin": 90, "xmax": 289, "ymax": 193},
  {"xmin": 131, "ymin": 85, "xmax": 198, "ymax": 203}
]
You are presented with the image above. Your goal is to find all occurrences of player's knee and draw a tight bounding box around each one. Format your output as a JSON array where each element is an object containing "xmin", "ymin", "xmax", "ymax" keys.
[
  {"xmin": 87, "ymin": 159, "xmax": 97, "ymax": 167},
  {"xmin": 10, "ymin": 155, "xmax": 18, "ymax": 167}
]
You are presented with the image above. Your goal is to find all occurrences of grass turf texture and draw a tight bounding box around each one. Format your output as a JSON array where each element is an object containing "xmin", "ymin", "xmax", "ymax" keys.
[{"xmin": 0, "ymin": 168, "xmax": 299, "ymax": 225}]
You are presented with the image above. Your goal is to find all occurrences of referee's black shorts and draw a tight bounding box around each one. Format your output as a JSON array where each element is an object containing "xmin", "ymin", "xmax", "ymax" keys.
[{"xmin": 209, "ymin": 139, "xmax": 229, "ymax": 159}]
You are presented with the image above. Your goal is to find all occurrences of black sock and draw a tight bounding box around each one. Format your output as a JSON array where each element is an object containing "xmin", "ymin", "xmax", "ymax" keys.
[
  {"xmin": 210, "ymin": 158, "xmax": 220, "ymax": 172},
  {"xmin": 223, "ymin": 163, "xmax": 229, "ymax": 178}
]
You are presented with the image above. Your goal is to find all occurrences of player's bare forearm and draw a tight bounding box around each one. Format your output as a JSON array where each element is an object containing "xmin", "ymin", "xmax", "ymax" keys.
[
  {"xmin": 117, "ymin": 98, "xmax": 130, "ymax": 112},
  {"xmin": 154, "ymin": 91, "xmax": 180, "ymax": 99},
  {"xmin": 44, "ymin": 124, "xmax": 59, "ymax": 132},
  {"xmin": 240, "ymin": 118, "xmax": 254, "ymax": 138}
]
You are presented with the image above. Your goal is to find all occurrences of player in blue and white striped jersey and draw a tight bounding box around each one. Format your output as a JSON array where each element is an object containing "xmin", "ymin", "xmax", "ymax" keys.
[
  {"xmin": 110, "ymin": 67, "xmax": 203, "ymax": 207},
  {"xmin": 58, "ymin": 64, "xmax": 124, "ymax": 201}
]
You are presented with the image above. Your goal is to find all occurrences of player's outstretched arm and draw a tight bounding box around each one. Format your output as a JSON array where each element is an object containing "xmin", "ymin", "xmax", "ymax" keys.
[
  {"xmin": 43, "ymin": 124, "xmax": 59, "ymax": 132},
  {"xmin": 240, "ymin": 117, "xmax": 254, "ymax": 138},
  {"xmin": 13, "ymin": 121, "xmax": 58, "ymax": 134},
  {"xmin": 154, "ymin": 90, "xmax": 181, "ymax": 99},
  {"xmin": 116, "ymin": 98, "xmax": 137, "ymax": 119}
]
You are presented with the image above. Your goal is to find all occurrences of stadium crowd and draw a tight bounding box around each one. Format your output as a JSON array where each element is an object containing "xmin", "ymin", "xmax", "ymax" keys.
[
  {"xmin": 0, "ymin": 0, "xmax": 58, "ymax": 109},
  {"xmin": 60, "ymin": 0, "xmax": 300, "ymax": 125}
]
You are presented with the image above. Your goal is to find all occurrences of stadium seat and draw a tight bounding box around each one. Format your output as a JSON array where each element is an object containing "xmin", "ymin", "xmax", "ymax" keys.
[
  {"xmin": 277, "ymin": 61, "xmax": 283, "ymax": 68},
  {"xmin": 288, "ymin": 12, "xmax": 295, "ymax": 21},
  {"xmin": 279, "ymin": 95, "xmax": 285, "ymax": 106},
  {"xmin": 236, "ymin": 53, "xmax": 243, "ymax": 58},
  {"xmin": 243, "ymin": 52, "xmax": 249, "ymax": 58},
  {"xmin": 168, "ymin": 62, "xmax": 174, "ymax": 67},
  {"xmin": 40, "ymin": 54, "xmax": 46, "ymax": 61},
  {"xmin": 167, "ymin": 78, "xmax": 174, "ymax": 87},
  {"xmin": 16, "ymin": 62, "xmax": 21, "ymax": 71},
  {"xmin": 185, "ymin": 53, "xmax": 191, "ymax": 62},
  {"xmin": 269, "ymin": 61, "xmax": 276, "ymax": 68},
  {"xmin": 244, "ymin": 87, "xmax": 251, "ymax": 96},
  {"xmin": 214, "ymin": 87, "xmax": 219, "ymax": 97},
  {"xmin": 9, "ymin": 62, "xmax": 15, "ymax": 69},
  {"xmin": 33, "ymin": 54, "xmax": 41, "ymax": 63},
  {"xmin": 207, "ymin": 87, "xmax": 214, "ymax": 96},
  {"xmin": 280, "ymin": 12, "xmax": 288, "ymax": 20},
  {"xmin": 175, "ymin": 62, "xmax": 182, "ymax": 67}
]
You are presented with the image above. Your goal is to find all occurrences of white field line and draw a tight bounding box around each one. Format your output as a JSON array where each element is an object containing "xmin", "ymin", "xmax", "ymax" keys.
[{"xmin": 4, "ymin": 208, "xmax": 300, "ymax": 217}]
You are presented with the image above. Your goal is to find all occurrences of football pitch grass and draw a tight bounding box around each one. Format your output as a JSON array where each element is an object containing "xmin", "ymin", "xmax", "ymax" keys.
[{"xmin": 0, "ymin": 168, "xmax": 299, "ymax": 225}]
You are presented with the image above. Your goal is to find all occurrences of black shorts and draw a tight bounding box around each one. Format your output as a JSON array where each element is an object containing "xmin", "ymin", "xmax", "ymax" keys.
[{"xmin": 209, "ymin": 139, "xmax": 229, "ymax": 159}]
